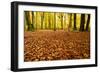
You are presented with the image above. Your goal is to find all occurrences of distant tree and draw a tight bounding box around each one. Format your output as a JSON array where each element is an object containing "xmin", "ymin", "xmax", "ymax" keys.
[
  {"xmin": 48, "ymin": 13, "xmax": 51, "ymax": 29},
  {"xmin": 44, "ymin": 13, "xmax": 47, "ymax": 29},
  {"xmin": 85, "ymin": 14, "xmax": 90, "ymax": 31},
  {"xmin": 79, "ymin": 14, "xmax": 85, "ymax": 31},
  {"xmin": 30, "ymin": 11, "xmax": 34, "ymax": 31},
  {"xmin": 68, "ymin": 13, "xmax": 72, "ymax": 31},
  {"xmin": 25, "ymin": 11, "xmax": 31, "ymax": 31},
  {"xmin": 61, "ymin": 13, "xmax": 63, "ymax": 29},
  {"xmin": 64, "ymin": 13, "xmax": 66, "ymax": 30},
  {"xmin": 35, "ymin": 12, "xmax": 37, "ymax": 30},
  {"xmin": 54, "ymin": 13, "xmax": 56, "ymax": 31},
  {"xmin": 41, "ymin": 12, "xmax": 44, "ymax": 29},
  {"xmin": 73, "ymin": 13, "xmax": 77, "ymax": 30}
]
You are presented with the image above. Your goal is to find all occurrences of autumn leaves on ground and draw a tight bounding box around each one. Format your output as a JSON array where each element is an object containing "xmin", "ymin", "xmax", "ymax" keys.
[{"xmin": 24, "ymin": 30, "xmax": 90, "ymax": 62}]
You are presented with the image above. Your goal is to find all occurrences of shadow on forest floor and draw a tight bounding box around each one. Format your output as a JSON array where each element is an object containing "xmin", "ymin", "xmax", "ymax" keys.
[{"xmin": 24, "ymin": 30, "xmax": 90, "ymax": 62}]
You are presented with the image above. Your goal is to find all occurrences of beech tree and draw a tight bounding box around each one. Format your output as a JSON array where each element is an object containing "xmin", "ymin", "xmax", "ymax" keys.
[
  {"xmin": 79, "ymin": 14, "xmax": 85, "ymax": 31},
  {"xmin": 85, "ymin": 14, "xmax": 90, "ymax": 31},
  {"xmin": 73, "ymin": 13, "xmax": 77, "ymax": 30}
]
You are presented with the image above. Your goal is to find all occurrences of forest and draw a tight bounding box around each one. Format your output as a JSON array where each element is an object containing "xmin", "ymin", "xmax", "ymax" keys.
[
  {"xmin": 24, "ymin": 11, "xmax": 90, "ymax": 31},
  {"xmin": 24, "ymin": 11, "xmax": 90, "ymax": 62}
]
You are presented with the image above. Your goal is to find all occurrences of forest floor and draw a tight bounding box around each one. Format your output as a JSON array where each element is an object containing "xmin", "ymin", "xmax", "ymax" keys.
[{"xmin": 24, "ymin": 30, "xmax": 90, "ymax": 62}]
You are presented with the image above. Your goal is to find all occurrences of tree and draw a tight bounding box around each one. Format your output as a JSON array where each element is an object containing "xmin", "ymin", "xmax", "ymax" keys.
[
  {"xmin": 68, "ymin": 13, "xmax": 72, "ymax": 31},
  {"xmin": 41, "ymin": 12, "xmax": 44, "ymax": 29},
  {"xmin": 79, "ymin": 14, "xmax": 85, "ymax": 31},
  {"xmin": 61, "ymin": 13, "xmax": 63, "ymax": 29},
  {"xmin": 73, "ymin": 13, "xmax": 77, "ymax": 30},
  {"xmin": 35, "ymin": 12, "xmax": 37, "ymax": 30},
  {"xmin": 24, "ymin": 12, "xmax": 27, "ymax": 31},
  {"xmin": 54, "ymin": 13, "xmax": 56, "ymax": 31},
  {"xmin": 30, "ymin": 11, "xmax": 34, "ymax": 31},
  {"xmin": 48, "ymin": 13, "xmax": 51, "ymax": 29},
  {"xmin": 85, "ymin": 14, "xmax": 90, "ymax": 31},
  {"xmin": 25, "ymin": 11, "xmax": 31, "ymax": 31},
  {"xmin": 64, "ymin": 13, "xmax": 66, "ymax": 30},
  {"xmin": 44, "ymin": 12, "xmax": 47, "ymax": 29}
]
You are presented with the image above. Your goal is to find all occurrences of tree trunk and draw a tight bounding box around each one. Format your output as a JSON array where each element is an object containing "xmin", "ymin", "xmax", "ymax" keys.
[
  {"xmin": 85, "ymin": 14, "xmax": 90, "ymax": 31},
  {"xmin": 54, "ymin": 13, "xmax": 56, "ymax": 31},
  {"xmin": 35, "ymin": 12, "xmax": 37, "ymax": 30},
  {"xmin": 25, "ymin": 11, "xmax": 31, "ymax": 31},
  {"xmin": 74, "ymin": 13, "xmax": 77, "ymax": 30},
  {"xmin": 45, "ymin": 13, "xmax": 47, "ymax": 29},
  {"xmin": 79, "ymin": 14, "xmax": 85, "ymax": 31},
  {"xmin": 61, "ymin": 13, "xmax": 63, "ymax": 29},
  {"xmin": 48, "ymin": 13, "xmax": 51, "ymax": 29},
  {"xmin": 41, "ymin": 12, "xmax": 44, "ymax": 29},
  {"xmin": 31, "ymin": 11, "xmax": 34, "ymax": 31},
  {"xmin": 68, "ymin": 13, "xmax": 72, "ymax": 31},
  {"xmin": 64, "ymin": 14, "xmax": 66, "ymax": 30}
]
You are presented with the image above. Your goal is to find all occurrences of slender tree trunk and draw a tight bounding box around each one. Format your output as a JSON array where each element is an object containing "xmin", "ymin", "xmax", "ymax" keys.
[
  {"xmin": 48, "ymin": 13, "xmax": 51, "ymax": 29},
  {"xmin": 64, "ymin": 14, "xmax": 66, "ymax": 30},
  {"xmin": 54, "ymin": 13, "xmax": 56, "ymax": 31},
  {"xmin": 47, "ymin": 13, "xmax": 49, "ymax": 29},
  {"xmin": 24, "ymin": 12, "xmax": 27, "ymax": 31},
  {"xmin": 74, "ymin": 13, "xmax": 77, "ymax": 30},
  {"xmin": 85, "ymin": 14, "xmax": 90, "ymax": 31},
  {"xmin": 31, "ymin": 11, "xmax": 34, "ymax": 31},
  {"xmin": 29, "ymin": 11, "xmax": 32, "ymax": 31},
  {"xmin": 52, "ymin": 13, "xmax": 53, "ymax": 30},
  {"xmin": 79, "ymin": 14, "xmax": 85, "ymax": 31},
  {"xmin": 68, "ymin": 13, "xmax": 72, "ymax": 31},
  {"xmin": 41, "ymin": 12, "xmax": 44, "ymax": 29},
  {"xmin": 25, "ymin": 11, "xmax": 31, "ymax": 31},
  {"xmin": 61, "ymin": 13, "xmax": 63, "ymax": 29},
  {"xmin": 35, "ymin": 12, "xmax": 37, "ymax": 30},
  {"xmin": 45, "ymin": 13, "xmax": 47, "ymax": 29}
]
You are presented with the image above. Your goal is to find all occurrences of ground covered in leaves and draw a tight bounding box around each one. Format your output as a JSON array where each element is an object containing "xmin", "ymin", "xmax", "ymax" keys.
[{"xmin": 24, "ymin": 30, "xmax": 90, "ymax": 62}]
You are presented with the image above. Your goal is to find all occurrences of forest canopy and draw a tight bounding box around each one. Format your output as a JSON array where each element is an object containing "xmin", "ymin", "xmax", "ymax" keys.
[{"xmin": 24, "ymin": 11, "xmax": 90, "ymax": 32}]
